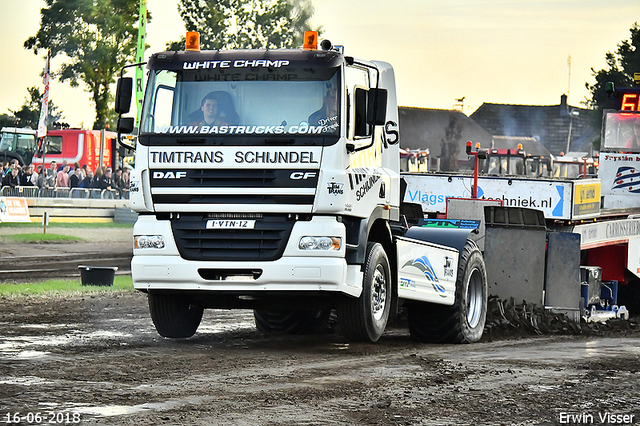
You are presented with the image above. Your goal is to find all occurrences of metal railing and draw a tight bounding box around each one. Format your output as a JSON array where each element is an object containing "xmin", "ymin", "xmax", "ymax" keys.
[{"xmin": 1, "ymin": 186, "xmax": 129, "ymax": 199}]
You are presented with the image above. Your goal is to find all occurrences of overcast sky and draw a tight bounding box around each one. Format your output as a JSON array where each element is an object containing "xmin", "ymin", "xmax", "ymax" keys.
[{"xmin": 0, "ymin": 0, "xmax": 637, "ymax": 128}]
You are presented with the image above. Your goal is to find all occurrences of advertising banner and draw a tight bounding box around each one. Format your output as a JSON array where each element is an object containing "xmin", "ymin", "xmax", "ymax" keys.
[{"xmin": 0, "ymin": 197, "xmax": 31, "ymax": 223}]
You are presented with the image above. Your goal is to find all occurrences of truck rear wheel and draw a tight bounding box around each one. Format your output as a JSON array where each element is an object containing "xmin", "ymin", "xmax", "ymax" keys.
[
  {"xmin": 253, "ymin": 309, "xmax": 331, "ymax": 335},
  {"xmin": 408, "ymin": 240, "xmax": 487, "ymax": 343},
  {"xmin": 338, "ymin": 242, "xmax": 391, "ymax": 342},
  {"xmin": 148, "ymin": 292, "xmax": 204, "ymax": 338}
]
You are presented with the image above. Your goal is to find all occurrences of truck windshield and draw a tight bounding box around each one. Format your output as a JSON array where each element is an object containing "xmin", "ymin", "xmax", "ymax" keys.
[
  {"xmin": 0, "ymin": 132, "xmax": 36, "ymax": 154},
  {"xmin": 140, "ymin": 67, "xmax": 340, "ymax": 138}
]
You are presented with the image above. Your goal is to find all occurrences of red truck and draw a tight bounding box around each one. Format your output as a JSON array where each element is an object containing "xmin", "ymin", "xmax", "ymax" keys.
[{"xmin": 32, "ymin": 129, "xmax": 116, "ymax": 170}]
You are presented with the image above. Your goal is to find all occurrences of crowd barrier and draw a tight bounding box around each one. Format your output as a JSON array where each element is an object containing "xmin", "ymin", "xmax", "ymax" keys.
[
  {"xmin": 0, "ymin": 186, "xmax": 134, "ymax": 223},
  {"xmin": 1, "ymin": 186, "xmax": 129, "ymax": 200}
]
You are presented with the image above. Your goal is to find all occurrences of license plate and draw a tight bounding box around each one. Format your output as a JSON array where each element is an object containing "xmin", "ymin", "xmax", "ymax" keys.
[{"xmin": 205, "ymin": 219, "xmax": 256, "ymax": 229}]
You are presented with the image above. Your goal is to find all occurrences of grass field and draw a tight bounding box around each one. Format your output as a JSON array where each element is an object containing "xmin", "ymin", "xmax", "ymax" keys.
[
  {"xmin": 0, "ymin": 222, "xmax": 133, "ymax": 229},
  {"xmin": 0, "ymin": 233, "xmax": 83, "ymax": 243},
  {"xmin": 0, "ymin": 276, "xmax": 135, "ymax": 297}
]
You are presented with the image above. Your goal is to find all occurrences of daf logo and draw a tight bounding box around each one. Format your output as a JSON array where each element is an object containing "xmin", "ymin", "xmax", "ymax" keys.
[
  {"xmin": 153, "ymin": 171, "xmax": 187, "ymax": 179},
  {"xmin": 290, "ymin": 172, "xmax": 317, "ymax": 180}
]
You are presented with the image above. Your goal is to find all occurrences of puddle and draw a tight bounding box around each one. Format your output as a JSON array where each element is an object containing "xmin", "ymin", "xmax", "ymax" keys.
[
  {"xmin": 445, "ymin": 337, "xmax": 640, "ymax": 364},
  {"xmin": 71, "ymin": 397, "xmax": 208, "ymax": 417},
  {"xmin": 197, "ymin": 321, "xmax": 255, "ymax": 334},
  {"xmin": 19, "ymin": 323, "xmax": 79, "ymax": 330},
  {"xmin": 0, "ymin": 376, "xmax": 55, "ymax": 386},
  {"xmin": 0, "ymin": 330, "xmax": 133, "ymax": 358}
]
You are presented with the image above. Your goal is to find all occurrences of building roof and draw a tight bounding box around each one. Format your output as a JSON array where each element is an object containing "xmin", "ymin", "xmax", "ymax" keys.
[
  {"xmin": 470, "ymin": 95, "xmax": 599, "ymax": 155},
  {"xmin": 398, "ymin": 107, "xmax": 492, "ymax": 170}
]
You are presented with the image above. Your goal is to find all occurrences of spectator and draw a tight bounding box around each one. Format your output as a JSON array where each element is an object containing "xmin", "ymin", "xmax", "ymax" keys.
[
  {"xmin": 122, "ymin": 168, "xmax": 130, "ymax": 190},
  {"xmin": 33, "ymin": 165, "xmax": 43, "ymax": 188},
  {"xmin": 99, "ymin": 167, "xmax": 113, "ymax": 191},
  {"xmin": 46, "ymin": 161, "xmax": 57, "ymax": 188},
  {"xmin": 79, "ymin": 169, "xmax": 93, "ymax": 188},
  {"xmin": 1, "ymin": 161, "xmax": 9, "ymax": 176},
  {"xmin": 92, "ymin": 166, "xmax": 104, "ymax": 188},
  {"xmin": 20, "ymin": 164, "xmax": 35, "ymax": 187},
  {"xmin": 113, "ymin": 168, "xmax": 125, "ymax": 195},
  {"xmin": 57, "ymin": 159, "xmax": 69, "ymax": 172},
  {"xmin": 2, "ymin": 165, "xmax": 20, "ymax": 188},
  {"xmin": 8, "ymin": 159, "xmax": 23, "ymax": 182},
  {"xmin": 56, "ymin": 163, "xmax": 70, "ymax": 188},
  {"xmin": 69, "ymin": 166, "xmax": 83, "ymax": 189}
]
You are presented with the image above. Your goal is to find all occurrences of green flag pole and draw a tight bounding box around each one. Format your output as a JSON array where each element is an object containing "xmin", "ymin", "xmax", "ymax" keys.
[{"xmin": 135, "ymin": 0, "xmax": 147, "ymax": 129}]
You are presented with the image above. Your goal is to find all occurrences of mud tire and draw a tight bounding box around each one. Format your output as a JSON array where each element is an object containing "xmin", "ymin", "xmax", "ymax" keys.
[
  {"xmin": 338, "ymin": 242, "xmax": 391, "ymax": 342},
  {"xmin": 148, "ymin": 292, "xmax": 204, "ymax": 338},
  {"xmin": 408, "ymin": 239, "xmax": 487, "ymax": 343}
]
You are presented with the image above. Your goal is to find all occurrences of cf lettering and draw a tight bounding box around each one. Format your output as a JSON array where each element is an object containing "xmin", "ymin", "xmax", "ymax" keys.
[{"xmin": 290, "ymin": 172, "xmax": 317, "ymax": 180}]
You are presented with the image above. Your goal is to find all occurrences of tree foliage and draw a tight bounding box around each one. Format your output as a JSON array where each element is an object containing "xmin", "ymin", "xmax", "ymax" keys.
[
  {"xmin": 0, "ymin": 114, "xmax": 17, "ymax": 128},
  {"xmin": 585, "ymin": 22, "xmax": 640, "ymax": 112},
  {"xmin": 24, "ymin": 0, "xmax": 149, "ymax": 130},
  {"xmin": 167, "ymin": 0, "xmax": 319, "ymax": 51},
  {"xmin": 8, "ymin": 87, "xmax": 63, "ymax": 130}
]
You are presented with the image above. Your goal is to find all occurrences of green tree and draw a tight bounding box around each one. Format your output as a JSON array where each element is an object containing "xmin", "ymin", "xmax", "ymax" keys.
[
  {"xmin": 8, "ymin": 87, "xmax": 64, "ymax": 130},
  {"xmin": 24, "ymin": 0, "xmax": 149, "ymax": 130},
  {"xmin": 167, "ymin": 0, "xmax": 319, "ymax": 51},
  {"xmin": 585, "ymin": 22, "xmax": 640, "ymax": 112},
  {"xmin": 0, "ymin": 114, "xmax": 17, "ymax": 128}
]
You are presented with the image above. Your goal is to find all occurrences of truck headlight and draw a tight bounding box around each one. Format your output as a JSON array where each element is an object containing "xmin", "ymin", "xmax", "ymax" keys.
[
  {"xmin": 134, "ymin": 235, "xmax": 166, "ymax": 249},
  {"xmin": 299, "ymin": 236, "xmax": 341, "ymax": 251}
]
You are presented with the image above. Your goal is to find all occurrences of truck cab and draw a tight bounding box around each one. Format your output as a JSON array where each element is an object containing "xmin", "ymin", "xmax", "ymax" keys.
[
  {"xmin": 0, "ymin": 127, "xmax": 37, "ymax": 166},
  {"xmin": 32, "ymin": 129, "xmax": 116, "ymax": 170},
  {"xmin": 117, "ymin": 32, "xmax": 488, "ymax": 344}
]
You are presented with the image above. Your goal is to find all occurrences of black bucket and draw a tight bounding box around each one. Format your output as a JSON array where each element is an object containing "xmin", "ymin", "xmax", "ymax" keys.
[{"xmin": 78, "ymin": 266, "xmax": 118, "ymax": 286}]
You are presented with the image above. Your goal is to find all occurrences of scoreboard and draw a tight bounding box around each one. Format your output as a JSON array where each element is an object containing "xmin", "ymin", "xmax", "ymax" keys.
[{"xmin": 615, "ymin": 87, "xmax": 640, "ymax": 111}]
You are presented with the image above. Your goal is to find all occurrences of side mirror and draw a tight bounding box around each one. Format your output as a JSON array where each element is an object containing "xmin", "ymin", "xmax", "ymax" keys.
[
  {"xmin": 117, "ymin": 117, "xmax": 135, "ymax": 134},
  {"xmin": 115, "ymin": 77, "xmax": 133, "ymax": 114},
  {"xmin": 367, "ymin": 88, "xmax": 387, "ymax": 125}
]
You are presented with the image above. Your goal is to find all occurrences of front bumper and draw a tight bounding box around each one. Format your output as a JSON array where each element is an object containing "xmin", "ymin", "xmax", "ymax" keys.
[{"xmin": 131, "ymin": 215, "xmax": 363, "ymax": 297}]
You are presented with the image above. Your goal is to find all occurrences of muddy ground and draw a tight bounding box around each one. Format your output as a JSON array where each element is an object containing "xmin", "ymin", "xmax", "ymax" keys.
[
  {"xmin": 0, "ymin": 292, "xmax": 639, "ymax": 425},
  {"xmin": 1, "ymin": 230, "xmax": 640, "ymax": 425}
]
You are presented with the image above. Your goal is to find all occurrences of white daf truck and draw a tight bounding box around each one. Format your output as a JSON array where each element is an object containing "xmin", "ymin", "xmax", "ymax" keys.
[{"xmin": 115, "ymin": 32, "xmax": 488, "ymax": 343}]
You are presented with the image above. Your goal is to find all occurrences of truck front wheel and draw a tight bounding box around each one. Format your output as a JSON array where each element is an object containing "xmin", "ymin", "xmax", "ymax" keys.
[
  {"xmin": 338, "ymin": 242, "xmax": 391, "ymax": 342},
  {"xmin": 408, "ymin": 240, "xmax": 487, "ymax": 343},
  {"xmin": 148, "ymin": 292, "xmax": 204, "ymax": 338}
]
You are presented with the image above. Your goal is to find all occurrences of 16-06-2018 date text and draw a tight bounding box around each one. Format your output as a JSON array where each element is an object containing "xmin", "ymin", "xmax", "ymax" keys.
[{"xmin": 3, "ymin": 412, "xmax": 81, "ymax": 424}]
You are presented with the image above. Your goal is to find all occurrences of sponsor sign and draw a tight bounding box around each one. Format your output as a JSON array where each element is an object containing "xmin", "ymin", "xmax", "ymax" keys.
[
  {"xmin": 403, "ymin": 174, "xmax": 573, "ymax": 220},
  {"xmin": 628, "ymin": 237, "xmax": 640, "ymax": 279},
  {"xmin": 396, "ymin": 237, "xmax": 458, "ymax": 305},
  {"xmin": 157, "ymin": 123, "xmax": 333, "ymax": 135},
  {"xmin": 599, "ymin": 153, "xmax": 640, "ymax": 209},
  {"xmin": 0, "ymin": 197, "xmax": 31, "ymax": 223},
  {"xmin": 573, "ymin": 181, "xmax": 601, "ymax": 218},
  {"xmin": 148, "ymin": 146, "xmax": 322, "ymax": 169},
  {"xmin": 572, "ymin": 218, "xmax": 640, "ymax": 249}
]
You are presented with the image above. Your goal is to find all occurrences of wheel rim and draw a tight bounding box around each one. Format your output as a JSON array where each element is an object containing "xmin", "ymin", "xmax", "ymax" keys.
[
  {"xmin": 371, "ymin": 265, "xmax": 387, "ymax": 321},
  {"xmin": 466, "ymin": 267, "xmax": 483, "ymax": 328}
]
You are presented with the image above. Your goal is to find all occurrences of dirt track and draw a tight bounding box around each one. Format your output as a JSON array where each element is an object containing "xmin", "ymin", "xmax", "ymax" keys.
[
  {"xmin": 1, "ymin": 291, "xmax": 640, "ymax": 426},
  {"xmin": 1, "ymin": 228, "xmax": 640, "ymax": 425},
  {"xmin": 0, "ymin": 227, "xmax": 132, "ymax": 282}
]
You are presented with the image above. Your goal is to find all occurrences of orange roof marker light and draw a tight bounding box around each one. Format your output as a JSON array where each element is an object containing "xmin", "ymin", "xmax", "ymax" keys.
[
  {"xmin": 303, "ymin": 31, "xmax": 318, "ymax": 50},
  {"xmin": 186, "ymin": 31, "xmax": 200, "ymax": 51}
]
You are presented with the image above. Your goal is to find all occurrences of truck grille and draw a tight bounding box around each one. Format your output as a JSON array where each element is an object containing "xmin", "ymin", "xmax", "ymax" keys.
[
  {"xmin": 171, "ymin": 214, "xmax": 295, "ymax": 261},
  {"xmin": 150, "ymin": 169, "xmax": 317, "ymax": 207}
]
